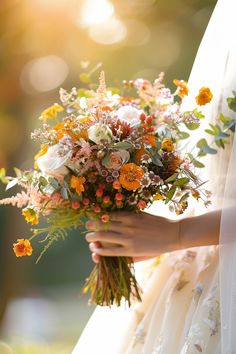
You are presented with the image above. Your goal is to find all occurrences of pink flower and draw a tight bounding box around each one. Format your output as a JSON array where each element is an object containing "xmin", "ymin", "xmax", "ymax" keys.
[{"xmin": 105, "ymin": 150, "xmax": 130, "ymax": 170}]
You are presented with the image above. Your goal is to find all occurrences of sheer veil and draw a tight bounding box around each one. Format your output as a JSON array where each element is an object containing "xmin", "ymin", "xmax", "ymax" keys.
[{"xmin": 182, "ymin": 0, "xmax": 236, "ymax": 352}]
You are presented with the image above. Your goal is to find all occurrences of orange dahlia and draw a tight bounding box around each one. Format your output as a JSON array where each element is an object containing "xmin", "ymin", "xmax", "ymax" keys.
[
  {"xmin": 195, "ymin": 87, "xmax": 213, "ymax": 106},
  {"xmin": 119, "ymin": 163, "xmax": 144, "ymax": 191},
  {"xmin": 13, "ymin": 239, "xmax": 33, "ymax": 257}
]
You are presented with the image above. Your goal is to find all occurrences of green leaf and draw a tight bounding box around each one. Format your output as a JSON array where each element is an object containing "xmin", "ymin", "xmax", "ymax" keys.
[
  {"xmin": 179, "ymin": 192, "xmax": 190, "ymax": 203},
  {"xmin": 178, "ymin": 131, "xmax": 190, "ymax": 140},
  {"xmin": 196, "ymin": 138, "xmax": 217, "ymax": 155},
  {"xmin": 165, "ymin": 186, "xmax": 176, "ymax": 203},
  {"xmin": 185, "ymin": 122, "xmax": 200, "ymax": 130},
  {"xmin": 205, "ymin": 129, "xmax": 215, "ymax": 136},
  {"xmin": 227, "ymin": 91, "xmax": 236, "ymax": 112},
  {"xmin": 173, "ymin": 177, "xmax": 189, "ymax": 187},
  {"xmin": 187, "ymin": 153, "xmax": 205, "ymax": 168},
  {"xmin": 215, "ymin": 132, "xmax": 230, "ymax": 140},
  {"xmin": 113, "ymin": 141, "xmax": 132, "ymax": 150},
  {"xmin": 193, "ymin": 108, "xmax": 204, "ymax": 119},
  {"xmin": 61, "ymin": 187, "xmax": 69, "ymax": 199},
  {"xmin": 102, "ymin": 154, "xmax": 110, "ymax": 167},
  {"xmin": 165, "ymin": 173, "xmax": 178, "ymax": 183}
]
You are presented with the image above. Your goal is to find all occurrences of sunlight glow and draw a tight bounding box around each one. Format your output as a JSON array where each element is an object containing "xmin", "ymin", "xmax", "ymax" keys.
[
  {"xmin": 88, "ymin": 17, "xmax": 127, "ymax": 45},
  {"xmin": 79, "ymin": 0, "xmax": 114, "ymax": 28}
]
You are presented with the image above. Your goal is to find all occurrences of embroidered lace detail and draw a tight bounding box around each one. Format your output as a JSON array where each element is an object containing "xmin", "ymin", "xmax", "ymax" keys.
[
  {"xmin": 152, "ymin": 334, "xmax": 164, "ymax": 354},
  {"xmin": 202, "ymin": 285, "xmax": 220, "ymax": 336},
  {"xmin": 132, "ymin": 321, "xmax": 146, "ymax": 348},
  {"xmin": 193, "ymin": 283, "xmax": 204, "ymax": 305},
  {"xmin": 180, "ymin": 324, "xmax": 205, "ymax": 354}
]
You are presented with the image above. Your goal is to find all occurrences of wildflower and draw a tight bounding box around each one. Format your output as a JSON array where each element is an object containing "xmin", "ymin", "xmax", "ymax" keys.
[
  {"xmin": 70, "ymin": 176, "xmax": 86, "ymax": 196},
  {"xmin": 138, "ymin": 200, "xmax": 147, "ymax": 209},
  {"xmin": 13, "ymin": 239, "xmax": 33, "ymax": 257},
  {"xmin": 94, "ymin": 205, "xmax": 101, "ymax": 213},
  {"xmin": 119, "ymin": 163, "xmax": 144, "ymax": 191},
  {"xmin": 161, "ymin": 138, "xmax": 174, "ymax": 152},
  {"xmin": 82, "ymin": 197, "xmax": 90, "ymax": 206},
  {"xmin": 195, "ymin": 87, "xmax": 213, "ymax": 106},
  {"xmin": 111, "ymin": 119, "xmax": 132, "ymax": 139},
  {"xmin": 173, "ymin": 79, "xmax": 189, "ymax": 98},
  {"xmin": 103, "ymin": 196, "xmax": 110, "ymax": 204},
  {"xmin": 39, "ymin": 104, "xmax": 64, "ymax": 121},
  {"xmin": 191, "ymin": 190, "xmax": 200, "ymax": 200},
  {"xmin": 101, "ymin": 214, "xmax": 109, "ymax": 223},
  {"xmin": 96, "ymin": 189, "xmax": 103, "ymax": 197},
  {"xmin": 71, "ymin": 201, "xmax": 80, "ymax": 209},
  {"xmin": 153, "ymin": 194, "xmax": 164, "ymax": 201},
  {"xmin": 22, "ymin": 208, "xmax": 39, "ymax": 225},
  {"xmin": 113, "ymin": 180, "xmax": 121, "ymax": 190},
  {"xmin": 115, "ymin": 193, "xmax": 124, "ymax": 201}
]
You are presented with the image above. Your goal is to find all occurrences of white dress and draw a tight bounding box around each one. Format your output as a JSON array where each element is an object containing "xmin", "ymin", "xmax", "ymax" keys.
[{"xmin": 72, "ymin": 0, "xmax": 236, "ymax": 352}]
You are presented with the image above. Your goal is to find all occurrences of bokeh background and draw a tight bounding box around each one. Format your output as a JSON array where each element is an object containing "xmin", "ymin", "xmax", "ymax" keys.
[{"xmin": 0, "ymin": 0, "xmax": 217, "ymax": 353}]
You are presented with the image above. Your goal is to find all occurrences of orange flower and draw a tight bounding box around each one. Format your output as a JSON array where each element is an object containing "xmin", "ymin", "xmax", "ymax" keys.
[
  {"xmin": 153, "ymin": 193, "xmax": 164, "ymax": 201},
  {"xmin": 13, "ymin": 239, "xmax": 33, "ymax": 257},
  {"xmin": 173, "ymin": 79, "xmax": 189, "ymax": 98},
  {"xmin": 53, "ymin": 122, "xmax": 88, "ymax": 142},
  {"xmin": 119, "ymin": 163, "xmax": 144, "ymax": 191},
  {"xmin": 195, "ymin": 87, "xmax": 213, "ymax": 106},
  {"xmin": 143, "ymin": 135, "xmax": 156, "ymax": 147},
  {"xmin": 134, "ymin": 147, "xmax": 146, "ymax": 164},
  {"xmin": 70, "ymin": 176, "xmax": 86, "ymax": 195},
  {"xmin": 34, "ymin": 144, "xmax": 48, "ymax": 169},
  {"xmin": 161, "ymin": 138, "xmax": 174, "ymax": 152},
  {"xmin": 22, "ymin": 208, "xmax": 39, "ymax": 225}
]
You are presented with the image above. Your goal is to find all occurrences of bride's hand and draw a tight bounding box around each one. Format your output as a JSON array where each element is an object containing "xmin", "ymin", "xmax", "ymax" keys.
[{"xmin": 85, "ymin": 212, "xmax": 180, "ymax": 263}]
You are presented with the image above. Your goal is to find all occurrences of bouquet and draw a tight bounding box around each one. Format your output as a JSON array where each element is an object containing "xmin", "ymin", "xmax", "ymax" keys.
[{"xmin": 1, "ymin": 70, "xmax": 234, "ymax": 306}]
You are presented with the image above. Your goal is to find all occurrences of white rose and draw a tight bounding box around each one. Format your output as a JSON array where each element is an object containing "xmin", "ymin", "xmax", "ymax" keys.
[
  {"xmin": 105, "ymin": 150, "xmax": 130, "ymax": 170},
  {"xmin": 37, "ymin": 144, "xmax": 71, "ymax": 176},
  {"xmin": 88, "ymin": 124, "xmax": 113, "ymax": 144},
  {"xmin": 115, "ymin": 105, "xmax": 143, "ymax": 127}
]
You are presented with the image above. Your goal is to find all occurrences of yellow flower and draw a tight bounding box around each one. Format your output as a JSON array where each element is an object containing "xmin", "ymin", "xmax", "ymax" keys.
[
  {"xmin": 22, "ymin": 208, "xmax": 39, "ymax": 225},
  {"xmin": 161, "ymin": 138, "xmax": 174, "ymax": 152},
  {"xmin": 173, "ymin": 79, "xmax": 189, "ymax": 98},
  {"xmin": 70, "ymin": 176, "xmax": 86, "ymax": 195},
  {"xmin": 34, "ymin": 144, "xmax": 48, "ymax": 169},
  {"xmin": 39, "ymin": 103, "xmax": 64, "ymax": 121},
  {"xmin": 13, "ymin": 239, "xmax": 33, "ymax": 257},
  {"xmin": 119, "ymin": 163, "xmax": 144, "ymax": 191},
  {"xmin": 195, "ymin": 87, "xmax": 213, "ymax": 106},
  {"xmin": 153, "ymin": 193, "xmax": 164, "ymax": 201}
]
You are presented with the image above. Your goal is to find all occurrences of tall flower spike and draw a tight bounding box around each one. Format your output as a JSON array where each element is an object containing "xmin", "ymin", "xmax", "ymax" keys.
[{"xmin": 97, "ymin": 71, "xmax": 106, "ymax": 95}]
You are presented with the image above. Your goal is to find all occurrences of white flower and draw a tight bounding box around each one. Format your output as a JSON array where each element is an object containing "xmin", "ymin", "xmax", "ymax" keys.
[
  {"xmin": 115, "ymin": 105, "xmax": 143, "ymax": 127},
  {"xmin": 37, "ymin": 144, "xmax": 71, "ymax": 176},
  {"xmin": 88, "ymin": 124, "xmax": 113, "ymax": 144},
  {"xmin": 105, "ymin": 150, "xmax": 130, "ymax": 170}
]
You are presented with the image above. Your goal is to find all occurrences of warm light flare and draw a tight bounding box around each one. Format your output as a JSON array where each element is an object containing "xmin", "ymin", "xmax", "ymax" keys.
[{"xmin": 79, "ymin": 0, "xmax": 114, "ymax": 28}]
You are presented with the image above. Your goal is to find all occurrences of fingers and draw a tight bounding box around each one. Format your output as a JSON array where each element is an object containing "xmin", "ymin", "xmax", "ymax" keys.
[
  {"xmin": 86, "ymin": 231, "xmax": 127, "ymax": 245},
  {"xmin": 85, "ymin": 219, "xmax": 127, "ymax": 233},
  {"xmin": 92, "ymin": 252, "xmax": 100, "ymax": 263},
  {"xmin": 110, "ymin": 211, "xmax": 134, "ymax": 223},
  {"xmin": 90, "ymin": 244, "xmax": 128, "ymax": 257}
]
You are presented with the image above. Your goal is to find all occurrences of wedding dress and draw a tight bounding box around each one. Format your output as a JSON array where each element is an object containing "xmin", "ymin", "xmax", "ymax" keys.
[{"xmin": 72, "ymin": 0, "xmax": 236, "ymax": 353}]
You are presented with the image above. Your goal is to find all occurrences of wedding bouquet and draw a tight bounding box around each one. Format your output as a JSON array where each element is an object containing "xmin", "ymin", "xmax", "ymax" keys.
[{"xmin": 1, "ymin": 70, "xmax": 233, "ymax": 306}]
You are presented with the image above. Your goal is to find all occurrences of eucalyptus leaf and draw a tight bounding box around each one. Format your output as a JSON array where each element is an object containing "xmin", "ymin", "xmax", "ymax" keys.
[
  {"xmin": 165, "ymin": 186, "xmax": 176, "ymax": 203},
  {"xmin": 165, "ymin": 173, "xmax": 178, "ymax": 183},
  {"xmin": 173, "ymin": 177, "xmax": 189, "ymax": 187},
  {"xmin": 178, "ymin": 131, "xmax": 190, "ymax": 140},
  {"xmin": 185, "ymin": 122, "xmax": 200, "ymax": 130},
  {"xmin": 61, "ymin": 187, "xmax": 69, "ymax": 199},
  {"xmin": 113, "ymin": 142, "xmax": 132, "ymax": 150}
]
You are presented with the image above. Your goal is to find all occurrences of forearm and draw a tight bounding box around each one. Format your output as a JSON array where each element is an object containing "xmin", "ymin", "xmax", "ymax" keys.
[{"xmin": 180, "ymin": 209, "xmax": 221, "ymax": 249}]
